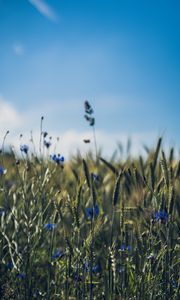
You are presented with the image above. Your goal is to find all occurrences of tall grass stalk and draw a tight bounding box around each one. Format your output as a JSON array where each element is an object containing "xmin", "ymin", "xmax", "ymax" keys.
[{"xmin": 0, "ymin": 135, "xmax": 179, "ymax": 299}]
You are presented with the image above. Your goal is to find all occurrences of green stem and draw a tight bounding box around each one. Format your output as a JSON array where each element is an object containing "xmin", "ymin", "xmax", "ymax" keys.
[{"xmin": 90, "ymin": 218, "xmax": 93, "ymax": 300}]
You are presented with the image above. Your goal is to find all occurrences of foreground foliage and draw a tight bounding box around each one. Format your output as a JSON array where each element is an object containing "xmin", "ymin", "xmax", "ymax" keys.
[{"xmin": 0, "ymin": 138, "xmax": 180, "ymax": 299}]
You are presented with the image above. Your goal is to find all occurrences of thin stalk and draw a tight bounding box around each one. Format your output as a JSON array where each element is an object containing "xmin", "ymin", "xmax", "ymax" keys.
[
  {"xmin": 65, "ymin": 253, "xmax": 69, "ymax": 300},
  {"xmin": 110, "ymin": 207, "xmax": 115, "ymax": 247},
  {"xmin": 47, "ymin": 229, "xmax": 55, "ymax": 300},
  {"xmin": 90, "ymin": 218, "xmax": 93, "ymax": 300},
  {"xmin": 109, "ymin": 207, "xmax": 115, "ymax": 299}
]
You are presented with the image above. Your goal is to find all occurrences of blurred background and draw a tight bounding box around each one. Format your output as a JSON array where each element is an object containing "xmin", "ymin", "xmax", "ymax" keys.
[{"xmin": 0, "ymin": 0, "xmax": 179, "ymax": 158}]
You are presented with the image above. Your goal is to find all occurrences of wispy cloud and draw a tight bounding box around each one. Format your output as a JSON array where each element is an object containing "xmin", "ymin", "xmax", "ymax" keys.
[
  {"xmin": 28, "ymin": 0, "xmax": 58, "ymax": 22},
  {"xmin": 0, "ymin": 96, "xmax": 166, "ymax": 158},
  {"xmin": 0, "ymin": 95, "xmax": 23, "ymax": 133},
  {"xmin": 13, "ymin": 43, "xmax": 24, "ymax": 56}
]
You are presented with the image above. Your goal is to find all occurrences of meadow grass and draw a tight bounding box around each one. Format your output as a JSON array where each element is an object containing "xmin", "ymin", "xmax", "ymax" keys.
[{"xmin": 0, "ymin": 125, "xmax": 179, "ymax": 299}]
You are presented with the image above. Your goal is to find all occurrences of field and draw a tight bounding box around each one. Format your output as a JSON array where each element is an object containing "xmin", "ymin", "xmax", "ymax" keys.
[{"xmin": 0, "ymin": 129, "xmax": 180, "ymax": 299}]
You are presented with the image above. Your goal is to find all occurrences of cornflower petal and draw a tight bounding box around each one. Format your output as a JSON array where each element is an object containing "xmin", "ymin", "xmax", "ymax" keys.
[
  {"xmin": 86, "ymin": 207, "xmax": 93, "ymax": 219},
  {"xmin": 93, "ymin": 204, "xmax": 100, "ymax": 217},
  {"xmin": 154, "ymin": 210, "xmax": 168, "ymax": 222},
  {"xmin": 119, "ymin": 244, "xmax": 126, "ymax": 251},
  {"xmin": 51, "ymin": 154, "xmax": 64, "ymax": 164},
  {"xmin": 92, "ymin": 173, "xmax": 100, "ymax": 181},
  {"xmin": 6, "ymin": 261, "xmax": 14, "ymax": 270},
  {"xmin": 127, "ymin": 245, "xmax": 132, "ymax": 252},
  {"xmin": 44, "ymin": 223, "xmax": 56, "ymax": 231},
  {"xmin": 52, "ymin": 249, "xmax": 63, "ymax": 260},
  {"xmin": 86, "ymin": 204, "xmax": 99, "ymax": 219},
  {"xmin": 0, "ymin": 166, "xmax": 7, "ymax": 175}
]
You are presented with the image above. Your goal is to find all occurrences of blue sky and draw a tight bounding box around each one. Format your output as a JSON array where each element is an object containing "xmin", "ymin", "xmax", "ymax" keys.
[{"xmin": 0, "ymin": 0, "xmax": 180, "ymax": 157}]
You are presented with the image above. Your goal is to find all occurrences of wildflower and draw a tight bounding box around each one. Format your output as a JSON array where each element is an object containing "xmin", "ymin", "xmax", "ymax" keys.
[
  {"xmin": 0, "ymin": 166, "xmax": 7, "ymax": 175},
  {"xmin": 92, "ymin": 173, "xmax": 100, "ymax": 181},
  {"xmin": 86, "ymin": 204, "xmax": 99, "ymax": 219},
  {"xmin": 20, "ymin": 144, "xmax": 29, "ymax": 154},
  {"xmin": 44, "ymin": 140, "xmax": 51, "ymax": 149},
  {"xmin": 153, "ymin": 210, "xmax": 168, "ymax": 223},
  {"xmin": 50, "ymin": 154, "xmax": 64, "ymax": 165},
  {"xmin": 119, "ymin": 244, "xmax": 132, "ymax": 252},
  {"xmin": 44, "ymin": 223, "xmax": 56, "ymax": 231},
  {"xmin": 52, "ymin": 249, "xmax": 63, "ymax": 260},
  {"xmin": 119, "ymin": 244, "xmax": 126, "ymax": 251},
  {"xmin": 6, "ymin": 261, "xmax": 14, "ymax": 270},
  {"xmin": 126, "ymin": 245, "xmax": 132, "ymax": 252}
]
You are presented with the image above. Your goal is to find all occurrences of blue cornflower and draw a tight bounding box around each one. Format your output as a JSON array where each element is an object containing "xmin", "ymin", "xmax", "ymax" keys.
[
  {"xmin": 154, "ymin": 210, "xmax": 168, "ymax": 223},
  {"xmin": 44, "ymin": 140, "xmax": 51, "ymax": 149},
  {"xmin": 92, "ymin": 173, "xmax": 100, "ymax": 181},
  {"xmin": 86, "ymin": 204, "xmax": 99, "ymax": 219},
  {"xmin": 52, "ymin": 249, "xmax": 63, "ymax": 260},
  {"xmin": 119, "ymin": 244, "xmax": 132, "ymax": 252},
  {"xmin": 20, "ymin": 144, "xmax": 29, "ymax": 154},
  {"xmin": 119, "ymin": 244, "xmax": 126, "ymax": 251},
  {"xmin": 44, "ymin": 223, "xmax": 56, "ymax": 231},
  {"xmin": 6, "ymin": 261, "xmax": 14, "ymax": 270},
  {"xmin": 0, "ymin": 166, "xmax": 7, "ymax": 175},
  {"xmin": 50, "ymin": 154, "xmax": 64, "ymax": 164},
  {"xmin": 126, "ymin": 245, "xmax": 132, "ymax": 252}
]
